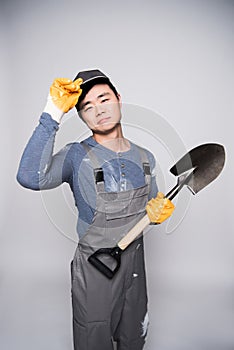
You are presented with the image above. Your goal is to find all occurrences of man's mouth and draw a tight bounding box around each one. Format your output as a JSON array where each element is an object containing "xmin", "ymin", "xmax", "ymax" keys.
[{"xmin": 97, "ymin": 117, "xmax": 111, "ymax": 125}]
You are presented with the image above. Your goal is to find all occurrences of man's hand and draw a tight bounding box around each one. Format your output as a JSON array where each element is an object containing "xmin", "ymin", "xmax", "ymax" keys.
[
  {"xmin": 146, "ymin": 192, "xmax": 175, "ymax": 224},
  {"xmin": 50, "ymin": 78, "xmax": 83, "ymax": 113},
  {"xmin": 44, "ymin": 78, "xmax": 83, "ymax": 123}
]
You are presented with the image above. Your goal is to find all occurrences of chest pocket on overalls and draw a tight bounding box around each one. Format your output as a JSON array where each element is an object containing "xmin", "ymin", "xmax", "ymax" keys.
[{"xmin": 103, "ymin": 185, "xmax": 149, "ymax": 221}]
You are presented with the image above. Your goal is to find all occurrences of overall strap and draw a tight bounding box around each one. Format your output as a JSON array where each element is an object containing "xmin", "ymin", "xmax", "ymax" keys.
[
  {"xmin": 81, "ymin": 142, "xmax": 105, "ymax": 193},
  {"xmin": 137, "ymin": 146, "xmax": 152, "ymax": 188}
]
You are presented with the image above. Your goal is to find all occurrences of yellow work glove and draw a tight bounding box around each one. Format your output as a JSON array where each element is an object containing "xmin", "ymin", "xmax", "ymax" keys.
[
  {"xmin": 44, "ymin": 78, "xmax": 83, "ymax": 123},
  {"xmin": 146, "ymin": 192, "xmax": 175, "ymax": 224},
  {"xmin": 50, "ymin": 78, "xmax": 83, "ymax": 113}
]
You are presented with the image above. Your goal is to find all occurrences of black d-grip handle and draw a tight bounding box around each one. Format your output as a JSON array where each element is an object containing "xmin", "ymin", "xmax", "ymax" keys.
[{"xmin": 88, "ymin": 246, "xmax": 122, "ymax": 279}]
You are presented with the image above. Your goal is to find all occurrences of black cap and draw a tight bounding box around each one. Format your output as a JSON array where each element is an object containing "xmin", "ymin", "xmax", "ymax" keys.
[
  {"xmin": 75, "ymin": 69, "xmax": 110, "ymax": 86},
  {"xmin": 73, "ymin": 69, "xmax": 118, "ymax": 111}
]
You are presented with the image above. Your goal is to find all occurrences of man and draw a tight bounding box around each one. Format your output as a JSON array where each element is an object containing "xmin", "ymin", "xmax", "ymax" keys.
[{"xmin": 17, "ymin": 69, "xmax": 174, "ymax": 350}]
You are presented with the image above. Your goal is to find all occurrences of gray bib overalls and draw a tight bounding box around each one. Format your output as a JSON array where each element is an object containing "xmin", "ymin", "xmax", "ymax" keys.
[{"xmin": 71, "ymin": 144, "xmax": 152, "ymax": 350}]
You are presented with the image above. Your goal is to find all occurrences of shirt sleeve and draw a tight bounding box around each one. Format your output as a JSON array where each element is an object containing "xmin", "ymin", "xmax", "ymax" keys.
[{"xmin": 16, "ymin": 113, "xmax": 73, "ymax": 190}]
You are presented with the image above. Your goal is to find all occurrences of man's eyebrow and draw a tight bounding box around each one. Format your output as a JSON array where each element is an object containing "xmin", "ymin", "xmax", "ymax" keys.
[
  {"xmin": 97, "ymin": 92, "xmax": 111, "ymax": 99},
  {"xmin": 81, "ymin": 100, "xmax": 92, "ymax": 109},
  {"xmin": 81, "ymin": 92, "xmax": 111, "ymax": 109}
]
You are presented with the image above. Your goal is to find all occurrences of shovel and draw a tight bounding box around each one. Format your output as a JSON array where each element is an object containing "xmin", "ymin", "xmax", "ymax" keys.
[{"xmin": 88, "ymin": 143, "xmax": 225, "ymax": 279}]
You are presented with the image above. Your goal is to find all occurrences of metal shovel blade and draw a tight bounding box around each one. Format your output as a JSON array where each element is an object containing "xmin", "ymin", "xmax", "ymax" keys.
[{"xmin": 170, "ymin": 143, "xmax": 225, "ymax": 194}]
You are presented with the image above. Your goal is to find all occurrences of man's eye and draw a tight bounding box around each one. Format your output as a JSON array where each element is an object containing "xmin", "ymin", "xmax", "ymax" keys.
[
  {"xmin": 84, "ymin": 106, "xmax": 93, "ymax": 112},
  {"xmin": 101, "ymin": 98, "xmax": 109, "ymax": 103}
]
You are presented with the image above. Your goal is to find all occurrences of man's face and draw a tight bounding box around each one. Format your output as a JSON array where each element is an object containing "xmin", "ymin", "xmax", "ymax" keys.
[{"xmin": 79, "ymin": 84, "xmax": 122, "ymax": 134}]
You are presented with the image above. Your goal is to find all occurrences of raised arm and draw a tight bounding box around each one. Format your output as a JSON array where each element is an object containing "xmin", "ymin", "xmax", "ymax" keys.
[
  {"xmin": 17, "ymin": 113, "xmax": 71, "ymax": 190},
  {"xmin": 16, "ymin": 77, "xmax": 83, "ymax": 190}
]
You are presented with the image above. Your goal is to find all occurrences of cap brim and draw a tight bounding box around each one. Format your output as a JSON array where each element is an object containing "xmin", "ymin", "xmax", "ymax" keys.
[{"xmin": 80, "ymin": 76, "xmax": 109, "ymax": 89}]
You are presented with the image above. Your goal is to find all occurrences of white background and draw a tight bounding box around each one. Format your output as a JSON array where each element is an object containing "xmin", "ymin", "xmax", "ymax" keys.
[{"xmin": 1, "ymin": 0, "xmax": 234, "ymax": 349}]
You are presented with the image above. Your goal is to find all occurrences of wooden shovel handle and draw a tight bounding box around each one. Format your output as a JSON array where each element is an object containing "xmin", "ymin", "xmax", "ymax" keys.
[
  {"xmin": 118, "ymin": 214, "xmax": 151, "ymax": 250},
  {"xmin": 117, "ymin": 179, "xmax": 184, "ymax": 251}
]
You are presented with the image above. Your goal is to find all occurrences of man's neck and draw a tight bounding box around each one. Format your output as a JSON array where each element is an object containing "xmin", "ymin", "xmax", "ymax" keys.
[{"xmin": 92, "ymin": 124, "xmax": 130, "ymax": 153}]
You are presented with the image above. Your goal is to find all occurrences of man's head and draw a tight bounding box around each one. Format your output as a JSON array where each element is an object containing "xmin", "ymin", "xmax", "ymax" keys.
[
  {"xmin": 74, "ymin": 69, "xmax": 119, "ymax": 113},
  {"xmin": 74, "ymin": 69, "xmax": 122, "ymax": 135}
]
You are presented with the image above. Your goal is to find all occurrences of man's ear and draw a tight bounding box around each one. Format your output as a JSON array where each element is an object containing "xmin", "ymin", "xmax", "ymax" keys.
[{"xmin": 117, "ymin": 93, "xmax": 122, "ymax": 107}]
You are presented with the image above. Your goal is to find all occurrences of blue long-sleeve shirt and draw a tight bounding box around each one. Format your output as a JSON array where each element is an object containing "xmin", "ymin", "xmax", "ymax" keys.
[{"xmin": 17, "ymin": 113, "xmax": 158, "ymax": 238}]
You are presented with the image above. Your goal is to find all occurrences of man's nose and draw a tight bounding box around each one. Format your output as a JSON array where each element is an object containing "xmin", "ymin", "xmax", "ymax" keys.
[{"xmin": 95, "ymin": 103, "xmax": 104, "ymax": 117}]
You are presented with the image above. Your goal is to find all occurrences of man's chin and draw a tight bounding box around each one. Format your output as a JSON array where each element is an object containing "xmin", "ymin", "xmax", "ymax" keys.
[{"xmin": 91, "ymin": 123, "xmax": 119, "ymax": 135}]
